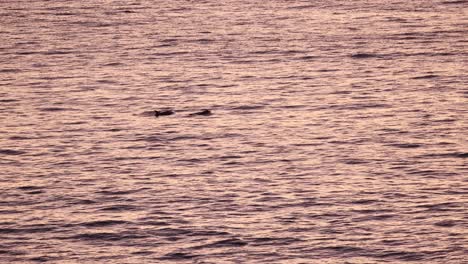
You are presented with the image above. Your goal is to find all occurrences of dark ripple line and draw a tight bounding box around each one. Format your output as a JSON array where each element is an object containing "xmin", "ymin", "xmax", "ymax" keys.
[
  {"xmin": 326, "ymin": 103, "xmax": 391, "ymax": 110},
  {"xmin": 231, "ymin": 105, "xmax": 265, "ymax": 110},
  {"xmin": 417, "ymin": 152, "xmax": 468, "ymax": 159},
  {"xmin": 442, "ymin": 0, "xmax": 468, "ymax": 4},
  {"xmin": 0, "ymin": 149, "xmax": 26, "ymax": 155},
  {"xmin": 350, "ymin": 53, "xmax": 380, "ymax": 59},
  {"xmin": 411, "ymin": 74, "xmax": 440, "ymax": 79},
  {"xmin": 318, "ymin": 245, "xmax": 365, "ymax": 253},
  {"xmin": 387, "ymin": 143, "xmax": 422, "ymax": 149},
  {"xmin": 0, "ymin": 227, "xmax": 55, "ymax": 234},
  {"xmin": 98, "ymin": 204, "xmax": 139, "ymax": 212},
  {"xmin": 16, "ymin": 186, "xmax": 42, "ymax": 191},
  {"xmin": 160, "ymin": 252, "xmax": 198, "ymax": 260},
  {"xmin": 190, "ymin": 238, "xmax": 248, "ymax": 250},
  {"xmin": 98, "ymin": 189, "xmax": 142, "ymax": 195},
  {"xmin": 80, "ymin": 220, "xmax": 129, "ymax": 227},
  {"xmin": 149, "ymin": 227, "xmax": 193, "ymax": 237},
  {"xmin": 0, "ymin": 249, "xmax": 26, "ymax": 256},
  {"xmin": 38, "ymin": 107, "xmax": 77, "ymax": 112},
  {"xmin": 70, "ymin": 232, "xmax": 149, "ymax": 241},
  {"xmin": 0, "ymin": 69, "xmax": 21, "ymax": 73},
  {"xmin": 377, "ymin": 250, "xmax": 426, "ymax": 261},
  {"xmin": 249, "ymin": 237, "xmax": 303, "ymax": 246},
  {"xmin": 434, "ymin": 220, "xmax": 458, "ymax": 227}
]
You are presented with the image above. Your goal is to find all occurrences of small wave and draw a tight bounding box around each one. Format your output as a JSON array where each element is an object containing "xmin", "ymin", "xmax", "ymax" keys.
[
  {"xmin": 38, "ymin": 107, "xmax": 73, "ymax": 112},
  {"xmin": 43, "ymin": 50, "xmax": 74, "ymax": 55},
  {"xmin": 54, "ymin": 12, "xmax": 77, "ymax": 16},
  {"xmin": 392, "ymin": 51, "xmax": 461, "ymax": 57},
  {"xmin": 350, "ymin": 53, "xmax": 380, "ymax": 59},
  {"xmin": 99, "ymin": 205, "xmax": 139, "ymax": 212},
  {"xmin": 0, "ymin": 99, "xmax": 19, "ymax": 103},
  {"xmin": 150, "ymin": 51, "xmax": 190, "ymax": 57},
  {"xmin": 191, "ymin": 238, "xmax": 248, "ymax": 250},
  {"xmin": 377, "ymin": 250, "xmax": 425, "ymax": 261},
  {"xmin": 80, "ymin": 220, "xmax": 129, "ymax": 227},
  {"xmin": 219, "ymin": 155, "xmax": 242, "ymax": 160},
  {"xmin": 388, "ymin": 143, "xmax": 422, "ymax": 148},
  {"xmin": 287, "ymin": 5, "xmax": 315, "ymax": 10},
  {"xmin": 154, "ymin": 43, "xmax": 175, "ymax": 48},
  {"xmin": 0, "ymin": 226, "xmax": 55, "ymax": 234},
  {"xmin": 8, "ymin": 136, "xmax": 31, "ymax": 140},
  {"xmin": 249, "ymin": 50, "xmax": 274, "ymax": 55},
  {"xmin": 0, "ymin": 149, "xmax": 26, "ymax": 155},
  {"xmin": 191, "ymin": 230, "xmax": 231, "ymax": 236},
  {"xmin": 249, "ymin": 237, "xmax": 302, "ymax": 246},
  {"xmin": 69, "ymin": 199, "xmax": 96, "ymax": 205},
  {"xmin": 169, "ymin": 135, "xmax": 200, "ymax": 141},
  {"xmin": 341, "ymin": 159, "xmax": 369, "ymax": 165},
  {"xmin": 71, "ymin": 232, "xmax": 148, "ymax": 241},
  {"xmin": 103, "ymin": 62, "xmax": 124, "ymax": 67},
  {"xmin": 209, "ymin": 238, "xmax": 248, "ymax": 247},
  {"xmin": 428, "ymin": 118, "xmax": 457, "ymax": 124},
  {"xmin": 231, "ymin": 105, "xmax": 265, "ymax": 110},
  {"xmin": 160, "ymin": 252, "xmax": 197, "ymax": 260},
  {"xmin": 139, "ymin": 110, "xmax": 155, "ymax": 116},
  {"xmin": 416, "ymin": 202, "xmax": 463, "ymax": 212},
  {"xmin": 329, "ymin": 103, "xmax": 391, "ymax": 110},
  {"xmin": 96, "ymin": 79, "xmax": 118, "ymax": 84},
  {"xmin": 0, "ymin": 69, "xmax": 20, "ymax": 73},
  {"xmin": 317, "ymin": 68, "xmax": 339, "ymax": 72},
  {"xmin": 16, "ymin": 186, "xmax": 44, "ymax": 194},
  {"xmin": 411, "ymin": 74, "xmax": 439, "ymax": 79},
  {"xmin": 297, "ymin": 55, "xmax": 317, "ymax": 60},
  {"xmin": 442, "ymin": 0, "xmax": 468, "ymax": 4},
  {"xmin": 104, "ymin": 128, "xmax": 123, "ymax": 132},
  {"xmin": 352, "ymin": 209, "xmax": 394, "ymax": 214},
  {"xmin": 349, "ymin": 199, "xmax": 378, "ymax": 204},
  {"xmin": 140, "ymin": 220, "xmax": 170, "ymax": 227},
  {"xmin": 25, "ymin": 190, "xmax": 44, "ymax": 195},
  {"xmin": 407, "ymin": 169, "xmax": 441, "ymax": 176},
  {"xmin": 353, "ymin": 214, "xmax": 395, "ymax": 221},
  {"xmin": 0, "ymin": 249, "xmax": 26, "ymax": 256},
  {"xmin": 17, "ymin": 186, "xmax": 41, "ymax": 191},
  {"xmin": 193, "ymin": 38, "xmax": 215, "ymax": 43},
  {"xmin": 319, "ymin": 245, "xmax": 365, "ymax": 253},
  {"xmin": 434, "ymin": 220, "xmax": 458, "ymax": 227},
  {"xmin": 453, "ymin": 152, "xmax": 468, "ymax": 158},
  {"xmin": 151, "ymin": 228, "xmax": 193, "ymax": 237},
  {"xmin": 29, "ymin": 256, "xmax": 52, "ymax": 262},
  {"xmin": 131, "ymin": 250, "xmax": 153, "ymax": 255},
  {"xmin": 16, "ymin": 51, "xmax": 39, "ymax": 55},
  {"xmin": 72, "ymin": 21, "xmax": 114, "ymax": 27},
  {"xmin": 98, "ymin": 189, "xmax": 140, "ymax": 195},
  {"xmin": 119, "ymin": 10, "xmax": 137, "ymax": 13},
  {"xmin": 281, "ymin": 104, "xmax": 307, "ymax": 109}
]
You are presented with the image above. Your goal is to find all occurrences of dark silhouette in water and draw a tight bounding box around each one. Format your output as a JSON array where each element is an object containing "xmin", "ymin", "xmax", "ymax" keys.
[
  {"xmin": 155, "ymin": 110, "xmax": 174, "ymax": 117},
  {"xmin": 350, "ymin": 53, "xmax": 378, "ymax": 59},
  {"xmin": 189, "ymin": 109, "xmax": 212, "ymax": 116}
]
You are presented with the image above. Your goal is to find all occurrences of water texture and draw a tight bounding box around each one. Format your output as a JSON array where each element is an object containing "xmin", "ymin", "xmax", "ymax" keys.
[{"xmin": 0, "ymin": 0, "xmax": 467, "ymax": 263}]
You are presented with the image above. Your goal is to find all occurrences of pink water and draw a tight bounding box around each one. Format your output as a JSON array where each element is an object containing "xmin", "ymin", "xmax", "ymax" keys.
[{"xmin": 0, "ymin": 1, "xmax": 467, "ymax": 263}]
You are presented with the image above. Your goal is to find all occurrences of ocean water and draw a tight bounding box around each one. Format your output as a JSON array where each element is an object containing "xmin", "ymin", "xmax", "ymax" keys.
[{"xmin": 0, "ymin": 0, "xmax": 467, "ymax": 263}]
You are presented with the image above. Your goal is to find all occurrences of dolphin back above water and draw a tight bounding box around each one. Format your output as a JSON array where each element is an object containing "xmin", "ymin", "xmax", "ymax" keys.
[
  {"xmin": 189, "ymin": 109, "xmax": 212, "ymax": 116},
  {"xmin": 154, "ymin": 109, "xmax": 174, "ymax": 117}
]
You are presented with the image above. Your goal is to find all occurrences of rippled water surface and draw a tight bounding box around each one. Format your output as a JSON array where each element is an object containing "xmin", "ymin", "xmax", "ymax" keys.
[{"xmin": 1, "ymin": 0, "xmax": 467, "ymax": 263}]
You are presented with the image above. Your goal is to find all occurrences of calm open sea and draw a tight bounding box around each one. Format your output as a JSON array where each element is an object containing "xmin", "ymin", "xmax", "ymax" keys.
[{"xmin": 0, "ymin": 0, "xmax": 467, "ymax": 263}]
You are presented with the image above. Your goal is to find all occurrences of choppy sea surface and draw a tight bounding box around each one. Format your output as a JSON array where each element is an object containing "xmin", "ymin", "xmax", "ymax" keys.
[{"xmin": 1, "ymin": 1, "xmax": 467, "ymax": 263}]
